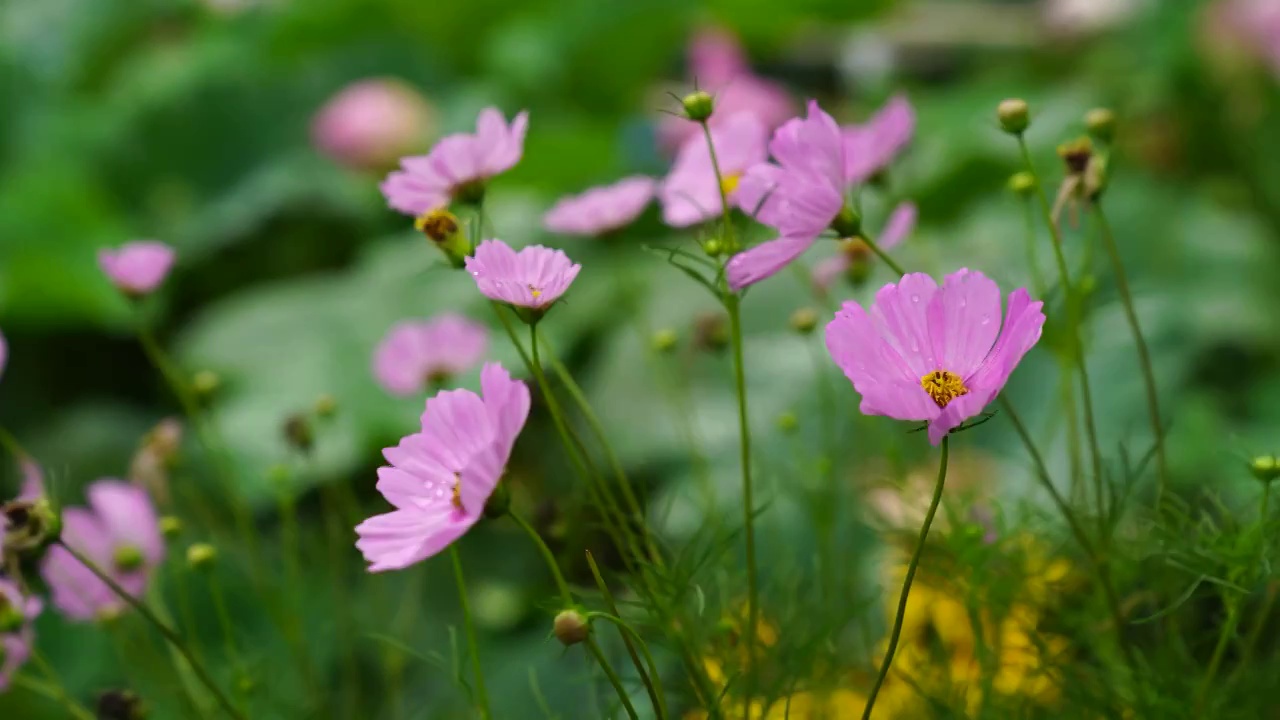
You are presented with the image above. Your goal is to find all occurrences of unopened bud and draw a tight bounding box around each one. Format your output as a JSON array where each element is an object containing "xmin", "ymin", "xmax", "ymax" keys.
[
  {"xmin": 1250, "ymin": 456, "xmax": 1280, "ymax": 484},
  {"xmin": 776, "ymin": 411, "xmax": 799, "ymax": 434},
  {"xmin": 186, "ymin": 543, "xmax": 217, "ymax": 570},
  {"xmin": 113, "ymin": 545, "xmax": 144, "ymax": 572},
  {"xmin": 1008, "ymin": 171, "xmax": 1036, "ymax": 196},
  {"xmin": 1084, "ymin": 108, "xmax": 1116, "ymax": 144},
  {"xmin": 1056, "ymin": 137, "xmax": 1094, "ymax": 175},
  {"xmin": 192, "ymin": 370, "xmax": 221, "ymax": 399},
  {"xmin": 702, "ymin": 238, "xmax": 725, "ymax": 258},
  {"xmin": 160, "ymin": 516, "xmax": 183, "ymax": 540},
  {"xmin": 681, "ymin": 90, "xmax": 715, "ymax": 123},
  {"xmin": 651, "ymin": 329, "xmax": 678, "ymax": 354},
  {"xmin": 1, "ymin": 498, "xmax": 57, "ymax": 553},
  {"xmin": 414, "ymin": 208, "xmax": 471, "ymax": 268},
  {"xmin": 830, "ymin": 205, "xmax": 862, "ymax": 239},
  {"xmin": 790, "ymin": 308, "xmax": 818, "ymax": 335},
  {"xmin": 282, "ymin": 414, "xmax": 314, "ymax": 454},
  {"xmin": 96, "ymin": 689, "xmax": 147, "ymax": 720},
  {"xmin": 693, "ymin": 312, "xmax": 729, "ymax": 353},
  {"xmin": 997, "ymin": 99, "xmax": 1030, "ymax": 135},
  {"xmin": 553, "ymin": 609, "xmax": 590, "ymax": 646},
  {"xmin": 314, "ymin": 393, "xmax": 338, "ymax": 419}
]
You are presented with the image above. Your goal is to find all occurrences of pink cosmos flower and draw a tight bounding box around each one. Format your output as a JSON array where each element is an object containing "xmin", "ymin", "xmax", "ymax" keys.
[
  {"xmin": 311, "ymin": 78, "xmax": 436, "ymax": 172},
  {"xmin": 842, "ymin": 94, "xmax": 916, "ymax": 186},
  {"xmin": 659, "ymin": 113, "xmax": 769, "ymax": 227},
  {"xmin": 355, "ymin": 363, "xmax": 530, "ymax": 572},
  {"xmin": 380, "ymin": 107, "xmax": 529, "ymax": 216},
  {"xmin": 373, "ymin": 314, "xmax": 489, "ymax": 397},
  {"xmin": 0, "ymin": 578, "xmax": 42, "ymax": 691},
  {"xmin": 657, "ymin": 27, "xmax": 795, "ymax": 152},
  {"xmin": 825, "ymin": 269, "xmax": 1045, "ymax": 445},
  {"xmin": 98, "ymin": 241, "xmax": 176, "ymax": 296},
  {"xmin": 464, "ymin": 240, "xmax": 581, "ymax": 311},
  {"xmin": 40, "ymin": 480, "xmax": 164, "ymax": 622},
  {"xmin": 543, "ymin": 176, "xmax": 656, "ymax": 237},
  {"xmin": 812, "ymin": 203, "xmax": 917, "ymax": 292}
]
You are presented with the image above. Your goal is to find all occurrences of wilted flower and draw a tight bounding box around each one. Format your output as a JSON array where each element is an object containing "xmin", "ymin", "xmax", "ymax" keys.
[
  {"xmin": 40, "ymin": 481, "xmax": 163, "ymax": 621},
  {"xmin": 373, "ymin": 314, "xmax": 489, "ymax": 396},
  {"xmin": 0, "ymin": 578, "xmax": 41, "ymax": 691},
  {"xmin": 311, "ymin": 78, "xmax": 436, "ymax": 172},
  {"xmin": 98, "ymin": 241, "xmax": 176, "ymax": 297},
  {"xmin": 657, "ymin": 27, "xmax": 795, "ymax": 152},
  {"xmin": 355, "ymin": 363, "xmax": 530, "ymax": 571},
  {"xmin": 542, "ymin": 176, "xmax": 656, "ymax": 237},
  {"xmin": 380, "ymin": 107, "xmax": 529, "ymax": 216},
  {"xmin": 659, "ymin": 113, "xmax": 769, "ymax": 228},
  {"xmin": 129, "ymin": 418, "xmax": 183, "ymax": 508},
  {"xmin": 464, "ymin": 240, "xmax": 581, "ymax": 316},
  {"xmin": 2, "ymin": 463, "xmax": 52, "ymax": 556},
  {"xmin": 842, "ymin": 94, "xmax": 916, "ymax": 185},
  {"xmin": 812, "ymin": 203, "xmax": 917, "ymax": 292},
  {"xmin": 825, "ymin": 270, "xmax": 1045, "ymax": 445}
]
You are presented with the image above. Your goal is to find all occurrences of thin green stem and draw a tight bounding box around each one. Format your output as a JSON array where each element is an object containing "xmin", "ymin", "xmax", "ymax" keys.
[
  {"xmin": 862, "ymin": 234, "xmax": 906, "ymax": 277},
  {"xmin": 699, "ymin": 121, "xmax": 735, "ymax": 250},
  {"xmin": 724, "ymin": 294, "xmax": 760, "ymax": 713},
  {"xmin": 450, "ymin": 545, "xmax": 492, "ymax": 720},
  {"xmin": 510, "ymin": 510, "xmax": 573, "ymax": 606},
  {"xmin": 586, "ymin": 550, "xmax": 667, "ymax": 720},
  {"xmin": 586, "ymin": 636, "xmax": 641, "ymax": 720},
  {"xmin": 1196, "ymin": 603, "xmax": 1239, "ymax": 713},
  {"xmin": 56, "ymin": 541, "xmax": 244, "ymax": 720},
  {"xmin": 1021, "ymin": 199, "xmax": 1047, "ymax": 298},
  {"xmin": 26, "ymin": 652, "xmax": 96, "ymax": 720},
  {"xmin": 862, "ymin": 437, "xmax": 950, "ymax": 720},
  {"xmin": 1094, "ymin": 203, "xmax": 1169, "ymax": 511},
  {"xmin": 206, "ymin": 573, "xmax": 247, "ymax": 706}
]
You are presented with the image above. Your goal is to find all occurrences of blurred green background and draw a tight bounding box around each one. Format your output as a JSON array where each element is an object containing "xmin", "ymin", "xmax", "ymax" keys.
[{"xmin": 3, "ymin": 0, "xmax": 1280, "ymax": 717}]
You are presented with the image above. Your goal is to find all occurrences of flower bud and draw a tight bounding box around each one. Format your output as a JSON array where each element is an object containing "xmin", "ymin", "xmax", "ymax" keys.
[
  {"xmin": 314, "ymin": 393, "xmax": 338, "ymax": 419},
  {"xmin": 186, "ymin": 543, "xmax": 217, "ymax": 571},
  {"xmin": 1084, "ymin": 108, "xmax": 1116, "ymax": 144},
  {"xmin": 1056, "ymin": 137, "xmax": 1094, "ymax": 175},
  {"xmin": 160, "ymin": 516, "xmax": 183, "ymax": 540},
  {"xmin": 681, "ymin": 90, "xmax": 715, "ymax": 123},
  {"xmin": 830, "ymin": 205, "xmax": 862, "ymax": 239},
  {"xmin": 414, "ymin": 208, "xmax": 471, "ymax": 268},
  {"xmin": 1, "ymin": 498, "xmax": 57, "ymax": 554},
  {"xmin": 553, "ymin": 609, "xmax": 590, "ymax": 646},
  {"xmin": 192, "ymin": 370, "xmax": 221, "ymax": 400},
  {"xmin": 96, "ymin": 689, "xmax": 148, "ymax": 720},
  {"xmin": 282, "ymin": 414, "xmax": 314, "ymax": 454},
  {"xmin": 651, "ymin": 329, "xmax": 678, "ymax": 354},
  {"xmin": 0, "ymin": 598, "xmax": 23, "ymax": 633},
  {"xmin": 693, "ymin": 312, "xmax": 729, "ymax": 353},
  {"xmin": 113, "ymin": 545, "xmax": 144, "ymax": 572},
  {"xmin": 997, "ymin": 99, "xmax": 1030, "ymax": 135},
  {"xmin": 702, "ymin": 238, "xmax": 725, "ymax": 258},
  {"xmin": 1250, "ymin": 456, "xmax": 1280, "ymax": 484},
  {"xmin": 776, "ymin": 411, "xmax": 799, "ymax": 434},
  {"xmin": 1007, "ymin": 171, "xmax": 1036, "ymax": 196},
  {"xmin": 789, "ymin": 308, "xmax": 818, "ymax": 335}
]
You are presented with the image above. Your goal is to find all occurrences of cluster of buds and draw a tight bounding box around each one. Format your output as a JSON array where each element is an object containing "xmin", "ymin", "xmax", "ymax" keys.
[{"xmin": 2, "ymin": 496, "xmax": 58, "ymax": 557}]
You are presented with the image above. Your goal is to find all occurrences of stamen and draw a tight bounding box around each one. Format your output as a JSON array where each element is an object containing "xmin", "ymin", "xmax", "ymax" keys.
[
  {"xmin": 920, "ymin": 370, "xmax": 969, "ymax": 409},
  {"xmin": 720, "ymin": 172, "xmax": 741, "ymax": 197},
  {"xmin": 451, "ymin": 473, "xmax": 465, "ymax": 513},
  {"xmin": 528, "ymin": 285, "xmax": 543, "ymax": 300}
]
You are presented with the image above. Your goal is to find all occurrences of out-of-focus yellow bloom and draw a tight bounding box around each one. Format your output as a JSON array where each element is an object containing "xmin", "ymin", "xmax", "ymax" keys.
[{"xmin": 685, "ymin": 688, "xmax": 883, "ymax": 720}]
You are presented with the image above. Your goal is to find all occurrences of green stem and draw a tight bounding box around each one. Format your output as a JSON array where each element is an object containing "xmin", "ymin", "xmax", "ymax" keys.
[
  {"xmin": 1195, "ymin": 603, "xmax": 1239, "ymax": 713},
  {"xmin": 26, "ymin": 652, "xmax": 96, "ymax": 720},
  {"xmin": 1021, "ymin": 199, "xmax": 1047, "ymax": 298},
  {"xmin": 862, "ymin": 234, "xmax": 906, "ymax": 276},
  {"xmin": 586, "ymin": 551, "xmax": 667, "ymax": 720},
  {"xmin": 1094, "ymin": 203, "xmax": 1169, "ymax": 511},
  {"xmin": 586, "ymin": 636, "xmax": 641, "ymax": 720},
  {"xmin": 861, "ymin": 437, "xmax": 950, "ymax": 720},
  {"xmin": 56, "ymin": 541, "xmax": 245, "ymax": 720},
  {"xmin": 449, "ymin": 545, "xmax": 492, "ymax": 720},
  {"xmin": 509, "ymin": 510, "xmax": 573, "ymax": 606},
  {"xmin": 206, "ymin": 573, "xmax": 247, "ymax": 706},
  {"xmin": 699, "ymin": 121, "xmax": 735, "ymax": 250}
]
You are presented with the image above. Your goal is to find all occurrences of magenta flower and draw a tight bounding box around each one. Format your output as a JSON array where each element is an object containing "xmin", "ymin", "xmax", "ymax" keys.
[
  {"xmin": 657, "ymin": 27, "xmax": 795, "ymax": 152},
  {"xmin": 543, "ymin": 176, "xmax": 656, "ymax": 237},
  {"xmin": 842, "ymin": 94, "xmax": 916, "ymax": 186},
  {"xmin": 40, "ymin": 481, "xmax": 163, "ymax": 622},
  {"xmin": 380, "ymin": 107, "xmax": 529, "ymax": 216},
  {"xmin": 373, "ymin": 314, "xmax": 489, "ymax": 397},
  {"xmin": 0, "ymin": 578, "xmax": 41, "ymax": 691},
  {"xmin": 812, "ymin": 203, "xmax": 917, "ymax": 292},
  {"xmin": 98, "ymin": 241, "xmax": 176, "ymax": 296},
  {"xmin": 659, "ymin": 113, "xmax": 769, "ymax": 227},
  {"xmin": 825, "ymin": 269, "xmax": 1045, "ymax": 445},
  {"xmin": 311, "ymin": 78, "xmax": 436, "ymax": 172},
  {"xmin": 355, "ymin": 363, "xmax": 530, "ymax": 572},
  {"xmin": 465, "ymin": 240, "xmax": 581, "ymax": 312}
]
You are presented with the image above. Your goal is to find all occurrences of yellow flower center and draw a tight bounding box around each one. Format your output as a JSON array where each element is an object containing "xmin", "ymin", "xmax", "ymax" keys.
[
  {"xmin": 719, "ymin": 172, "xmax": 741, "ymax": 197},
  {"xmin": 528, "ymin": 285, "xmax": 543, "ymax": 300},
  {"xmin": 921, "ymin": 370, "xmax": 969, "ymax": 409},
  {"xmin": 451, "ymin": 473, "xmax": 465, "ymax": 513}
]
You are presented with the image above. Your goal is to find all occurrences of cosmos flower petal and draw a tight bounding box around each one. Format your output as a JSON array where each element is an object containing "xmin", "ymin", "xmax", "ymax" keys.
[
  {"xmin": 98, "ymin": 242, "xmax": 176, "ymax": 295},
  {"xmin": 879, "ymin": 203, "xmax": 917, "ymax": 251},
  {"xmin": 466, "ymin": 240, "xmax": 580, "ymax": 309},
  {"xmin": 967, "ymin": 288, "xmax": 1046, "ymax": 394},
  {"xmin": 480, "ymin": 363, "xmax": 531, "ymax": 459},
  {"xmin": 355, "ymin": 509, "xmax": 471, "ymax": 573},
  {"xmin": 373, "ymin": 314, "xmax": 489, "ymax": 397},
  {"xmin": 926, "ymin": 269, "xmax": 1003, "ymax": 378},
  {"xmin": 927, "ymin": 391, "xmax": 995, "ymax": 446},
  {"xmin": 811, "ymin": 254, "xmax": 849, "ymax": 292},
  {"xmin": 826, "ymin": 302, "xmax": 940, "ymax": 421},
  {"xmin": 725, "ymin": 235, "xmax": 816, "ymax": 291},
  {"xmin": 420, "ymin": 390, "xmax": 497, "ymax": 471},
  {"xmin": 87, "ymin": 481, "xmax": 165, "ymax": 565},
  {"xmin": 869, "ymin": 273, "xmax": 940, "ymax": 378},
  {"xmin": 543, "ymin": 176, "xmax": 655, "ymax": 236},
  {"xmin": 843, "ymin": 94, "xmax": 916, "ymax": 185}
]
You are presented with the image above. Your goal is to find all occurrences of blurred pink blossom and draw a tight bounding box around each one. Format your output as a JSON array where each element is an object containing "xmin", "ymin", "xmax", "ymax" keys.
[
  {"xmin": 0, "ymin": 578, "xmax": 41, "ymax": 691},
  {"xmin": 312, "ymin": 78, "xmax": 436, "ymax": 172},
  {"xmin": 659, "ymin": 113, "xmax": 768, "ymax": 228},
  {"xmin": 543, "ymin": 176, "xmax": 656, "ymax": 237},
  {"xmin": 842, "ymin": 94, "xmax": 916, "ymax": 185},
  {"xmin": 465, "ymin": 240, "xmax": 581, "ymax": 311},
  {"xmin": 98, "ymin": 241, "xmax": 176, "ymax": 296},
  {"xmin": 812, "ymin": 203, "xmax": 917, "ymax": 292},
  {"xmin": 1219, "ymin": 0, "xmax": 1280, "ymax": 75},
  {"xmin": 373, "ymin": 314, "xmax": 489, "ymax": 397}
]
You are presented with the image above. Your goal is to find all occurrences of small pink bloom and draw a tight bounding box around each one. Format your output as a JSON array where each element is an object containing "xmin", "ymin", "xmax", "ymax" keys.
[
  {"xmin": 464, "ymin": 240, "xmax": 581, "ymax": 310},
  {"xmin": 355, "ymin": 363, "xmax": 530, "ymax": 571},
  {"xmin": 812, "ymin": 203, "xmax": 917, "ymax": 292},
  {"xmin": 40, "ymin": 480, "xmax": 164, "ymax": 622},
  {"xmin": 657, "ymin": 27, "xmax": 795, "ymax": 152},
  {"xmin": 373, "ymin": 314, "xmax": 489, "ymax": 397},
  {"xmin": 842, "ymin": 94, "xmax": 915, "ymax": 186},
  {"xmin": 659, "ymin": 113, "xmax": 769, "ymax": 227},
  {"xmin": 98, "ymin": 241, "xmax": 176, "ymax": 296},
  {"xmin": 0, "ymin": 578, "xmax": 42, "ymax": 691},
  {"xmin": 380, "ymin": 107, "xmax": 529, "ymax": 216},
  {"xmin": 543, "ymin": 176, "xmax": 656, "ymax": 237},
  {"xmin": 825, "ymin": 269, "xmax": 1045, "ymax": 445},
  {"xmin": 312, "ymin": 78, "xmax": 436, "ymax": 172},
  {"xmin": 1219, "ymin": 0, "xmax": 1280, "ymax": 75}
]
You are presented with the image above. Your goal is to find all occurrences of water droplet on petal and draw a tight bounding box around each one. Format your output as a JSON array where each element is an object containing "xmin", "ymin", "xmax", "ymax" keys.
[
  {"xmin": 911, "ymin": 294, "xmax": 920, "ymax": 303},
  {"xmin": 981, "ymin": 315, "xmax": 991, "ymax": 325}
]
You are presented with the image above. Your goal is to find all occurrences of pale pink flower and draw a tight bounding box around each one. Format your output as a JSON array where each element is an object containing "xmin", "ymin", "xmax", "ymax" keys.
[
  {"xmin": 380, "ymin": 107, "xmax": 529, "ymax": 216},
  {"xmin": 98, "ymin": 241, "xmax": 176, "ymax": 296},
  {"xmin": 0, "ymin": 578, "xmax": 41, "ymax": 691},
  {"xmin": 812, "ymin": 203, "xmax": 917, "ymax": 292},
  {"xmin": 373, "ymin": 314, "xmax": 489, "ymax": 396},
  {"xmin": 659, "ymin": 113, "xmax": 769, "ymax": 227},
  {"xmin": 842, "ymin": 94, "xmax": 916, "ymax": 185},
  {"xmin": 311, "ymin": 78, "xmax": 436, "ymax": 171},
  {"xmin": 825, "ymin": 270, "xmax": 1045, "ymax": 445},
  {"xmin": 657, "ymin": 27, "xmax": 795, "ymax": 152},
  {"xmin": 355, "ymin": 363, "xmax": 530, "ymax": 571},
  {"xmin": 40, "ymin": 481, "xmax": 163, "ymax": 622},
  {"xmin": 1223, "ymin": 0, "xmax": 1280, "ymax": 75},
  {"xmin": 543, "ymin": 176, "xmax": 656, "ymax": 237},
  {"xmin": 465, "ymin": 240, "xmax": 581, "ymax": 311}
]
